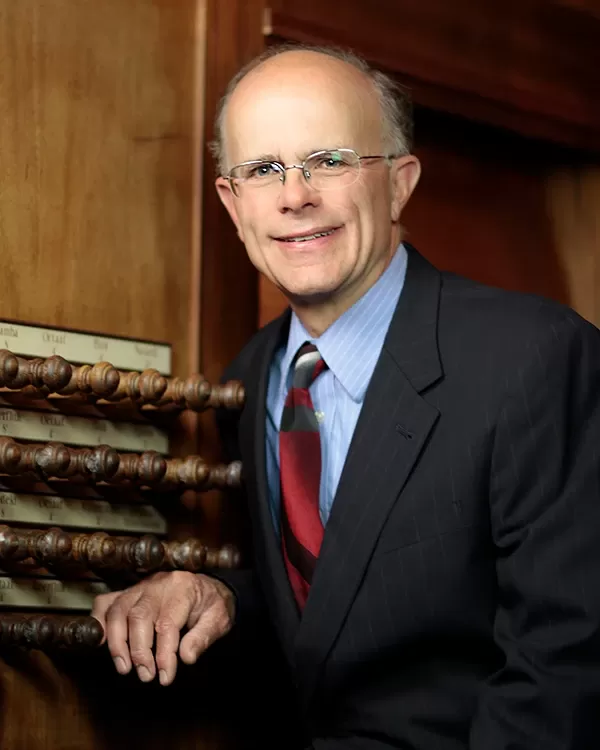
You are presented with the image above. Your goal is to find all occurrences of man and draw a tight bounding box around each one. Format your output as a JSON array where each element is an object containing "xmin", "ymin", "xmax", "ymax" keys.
[{"xmin": 92, "ymin": 44, "xmax": 600, "ymax": 748}]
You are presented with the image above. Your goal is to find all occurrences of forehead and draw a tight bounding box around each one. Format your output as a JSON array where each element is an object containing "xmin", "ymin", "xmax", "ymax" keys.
[{"xmin": 224, "ymin": 52, "xmax": 383, "ymax": 164}]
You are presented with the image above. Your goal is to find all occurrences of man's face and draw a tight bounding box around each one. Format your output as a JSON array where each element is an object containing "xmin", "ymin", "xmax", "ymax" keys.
[{"xmin": 216, "ymin": 52, "xmax": 420, "ymax": 317}]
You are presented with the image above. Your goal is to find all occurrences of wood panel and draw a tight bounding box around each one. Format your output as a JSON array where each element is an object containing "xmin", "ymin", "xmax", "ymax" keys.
[
  {"xmin": 0, "ymin": 2, "xmax": 247, "ymax": 748},
  {"xmin": 402, "ymin": 110, "xmax": 570, "ymax": 302},
  {"xmin": 0, "ymin": 0, "xmax": 199, "ymax": 378},
  {"xmin": 547, "ymin": 163, "xmax": 600, "ymax": 328},
  {"xmin": 265, "ymin": 0, "xmax": 600, "ymax": 152}
]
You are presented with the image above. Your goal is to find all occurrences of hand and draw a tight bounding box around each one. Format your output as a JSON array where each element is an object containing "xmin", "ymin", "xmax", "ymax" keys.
[{"xmin": 91, "ymin": 571, "xmax": 235, "ymax": 686}]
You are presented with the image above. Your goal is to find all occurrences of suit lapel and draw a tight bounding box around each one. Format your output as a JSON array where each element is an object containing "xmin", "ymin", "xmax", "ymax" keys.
[
  {"xmin": 237, "ymin": 310, "xmax": 301, "ymax": 664},
  {"xmin": 293, "ymin": 247, "xmax": 444, "ymax": 707}
]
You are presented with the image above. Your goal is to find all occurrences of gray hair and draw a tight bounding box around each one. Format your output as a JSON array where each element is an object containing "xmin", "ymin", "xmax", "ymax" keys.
[{"xmin": 208, "ymin": 42, "xmax": 414, "ymax": 175}]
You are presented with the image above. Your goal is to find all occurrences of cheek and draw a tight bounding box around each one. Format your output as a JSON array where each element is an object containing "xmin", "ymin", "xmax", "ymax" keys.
[
  {"xmin": 343, "ymin": 178, "xmax": 387, "ymax": 225},
  {"xmin": 235, "ymin": 200, "xmax": 267, "ymax": 243},
  {"xmin": 357, "ymin": 181, "xmax": 393, "ymax": 234},
  {"xmin": 324, "ymin": 191, "xmax": 352, "ymax": 215}
]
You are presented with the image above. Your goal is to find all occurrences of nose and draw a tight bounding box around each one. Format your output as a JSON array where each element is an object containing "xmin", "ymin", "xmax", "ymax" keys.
[{"xmin": 276, "ymin": 166, "xmax": 321, "ymax": 213}]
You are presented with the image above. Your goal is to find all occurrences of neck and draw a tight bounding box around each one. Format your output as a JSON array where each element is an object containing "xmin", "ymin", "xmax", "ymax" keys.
[{"xmin": 292, "ymin": 297, "xmax": 354, "ymax": 338}]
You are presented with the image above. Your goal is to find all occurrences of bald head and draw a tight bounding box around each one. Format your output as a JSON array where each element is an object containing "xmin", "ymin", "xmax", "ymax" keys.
[
  {"xmin": 240, "ymin": 48, "xmax": 374, "ymax": 87},
  {"xmin": 210, "ymin": 44, "xmax": 412, "ymax": 175},
  {"xmin": 223, "ymin": 50, "xmax": 384, "ymax": 170},
  {"xmin": 232, "ymin": 48, "xmax": 379, "ymax": 112}
]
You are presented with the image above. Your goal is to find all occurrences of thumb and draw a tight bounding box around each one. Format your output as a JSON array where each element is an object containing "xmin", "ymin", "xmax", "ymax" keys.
[{"xmin": 179, "ymin": 608, "xmax": 228, "ymax": 664}]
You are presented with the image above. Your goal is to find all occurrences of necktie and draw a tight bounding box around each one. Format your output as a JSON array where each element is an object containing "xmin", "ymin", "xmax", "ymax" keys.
[{"xmin": 279, "ymin": 342, "xmax": 328, "ymax": 610}]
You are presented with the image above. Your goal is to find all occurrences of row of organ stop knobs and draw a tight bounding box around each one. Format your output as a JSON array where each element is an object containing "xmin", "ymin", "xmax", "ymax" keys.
[{"xmin": 0, "ymin": 350, "xmax": 245, "ymax": 650}]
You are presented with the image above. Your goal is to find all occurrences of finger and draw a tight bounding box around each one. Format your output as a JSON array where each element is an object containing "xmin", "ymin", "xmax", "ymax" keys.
[
  {"xmin": 90, "ymin": 590, "xmax": 121, "ymax": 644},
  {"xmin": 179, "ymin": 606, "xmax": 230, "ymax": 665},
  {"xmin": 104, "ymin": 589, "xmax": 142, "ymax": 675},
  {"xmin": 154, "ymin": 591, "xmax": 196, "ymax": 686},
  {"xmin": 127, "ymin": 594, "xmax": 160, "ymax": 683}
]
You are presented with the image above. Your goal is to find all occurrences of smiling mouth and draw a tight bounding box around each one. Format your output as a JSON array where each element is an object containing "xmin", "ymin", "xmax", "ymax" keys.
[{"xmin": 277, "ymin": 228, "xmax": 338, "ymax": 243}]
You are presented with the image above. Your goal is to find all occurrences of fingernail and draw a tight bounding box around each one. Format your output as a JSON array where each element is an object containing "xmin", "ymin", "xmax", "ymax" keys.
[
  {"xmin": 114, "ymin": 657, "xmax": 127, "ymax": 674},
  {"xmin": 159, "ymin": 670, "xmax": 168, "ymax": 686},
  {"xmin": 137, "ymin": 666, "xmax": 151, "ymax": 682}
]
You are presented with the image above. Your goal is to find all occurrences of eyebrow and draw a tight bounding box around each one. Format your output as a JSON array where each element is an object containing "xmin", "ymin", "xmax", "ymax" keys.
[
  {"xmin": 243, "ymin": 153, "xmax": 281, "ymax": 163},
  {"xmin": 241, "ymin": 146, "xmax": 344, "ymax": 164}
]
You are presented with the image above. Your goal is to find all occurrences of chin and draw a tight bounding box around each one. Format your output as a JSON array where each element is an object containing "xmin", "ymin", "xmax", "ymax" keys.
[
  {"xmin": 283, "ymin": 283, "xmax": 338, "ymax": 306},
  {"xmin": 272, "ymin": 267, "xmax": 344, "ymax": 304}
]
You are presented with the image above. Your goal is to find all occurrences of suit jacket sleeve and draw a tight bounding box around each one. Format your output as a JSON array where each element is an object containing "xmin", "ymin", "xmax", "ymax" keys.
[
  {"xmin": 470, "ymin": 313, "xmax": 600, "ymax": 749},
  {"xmin": 205, "ymin": 378, "xmax": 269, "ymax": 637}
]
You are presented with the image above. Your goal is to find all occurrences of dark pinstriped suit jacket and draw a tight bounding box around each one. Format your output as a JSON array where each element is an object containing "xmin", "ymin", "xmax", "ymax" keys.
[{"xmin": 215, "ymin": 245, "xmax": 600, "ymax": 749}]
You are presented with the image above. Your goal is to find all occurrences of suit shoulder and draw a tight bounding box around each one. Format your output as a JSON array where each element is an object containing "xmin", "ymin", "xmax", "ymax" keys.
[
  {"xmin": 432, "ymin": 271, "xmax": 600, "ymax": 404},
  {"xmin": 438, "ymin": 270, "xmax": 598, "ymax": 344},
  {"xmin": 220, "ymin": 313, "xmax": 287, "ymax": 383}
]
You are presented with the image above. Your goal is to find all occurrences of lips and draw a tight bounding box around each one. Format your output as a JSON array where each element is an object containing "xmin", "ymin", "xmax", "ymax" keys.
[{"xmin": 274, "ymin": 227, "xmax": 340, "ymax": 243}]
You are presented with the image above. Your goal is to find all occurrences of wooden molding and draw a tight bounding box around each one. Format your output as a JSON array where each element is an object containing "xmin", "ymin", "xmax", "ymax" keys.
[{"xmin": 267, "ymin": 3, "xmax": 600, "ymax": 153}]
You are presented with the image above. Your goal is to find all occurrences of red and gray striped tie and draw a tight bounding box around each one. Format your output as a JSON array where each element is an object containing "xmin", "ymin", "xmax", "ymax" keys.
[{"xmin": 279, "ymin": 342, "xmax": 328, "ymax": 611}]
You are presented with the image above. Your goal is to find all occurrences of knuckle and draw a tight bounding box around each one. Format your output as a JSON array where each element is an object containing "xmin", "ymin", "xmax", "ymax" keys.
[
  {"xmin": 128, "ymin": 604, "xmax": 153, "ymax": 623},
  {"xmin": 129, "ymin": 647, "xmax": 149, "ymax": 663},
  {"xmin": 154, "ymin": 616, "xmax": 178, "ymax": 635},
  {"xmin": 104, "ymin": 599, "xmax": 128, "ymax": 622},
  {"xmin": 170, "ymin": 570, "xmax": 196, "ymax": 589}
]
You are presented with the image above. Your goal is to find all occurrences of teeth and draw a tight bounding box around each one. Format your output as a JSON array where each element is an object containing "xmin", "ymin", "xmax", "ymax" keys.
[{"xmin": 283, "ymin": 229, "xmax": 335, "ymax": 242}]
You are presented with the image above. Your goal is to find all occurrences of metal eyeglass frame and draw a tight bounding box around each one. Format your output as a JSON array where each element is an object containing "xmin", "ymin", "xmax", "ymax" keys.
[{"xmin": 225, "ymin": 148, "xmax": 399, "ymax": 196}]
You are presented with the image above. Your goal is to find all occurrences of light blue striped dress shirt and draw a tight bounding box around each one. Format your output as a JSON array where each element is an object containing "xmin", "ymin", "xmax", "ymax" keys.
[{"xmin": 265, "ymin": 243, "xmax": 408, "ymax": 530}]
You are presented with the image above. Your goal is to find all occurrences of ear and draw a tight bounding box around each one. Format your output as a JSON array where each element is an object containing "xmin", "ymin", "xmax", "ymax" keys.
[
  {"xmin": 215, "ymin": 177, "xmax": 243, "ymax": 238},
  {"xmin": 390, "ymin": 155, "xmax": 421, "ymax": 222}
]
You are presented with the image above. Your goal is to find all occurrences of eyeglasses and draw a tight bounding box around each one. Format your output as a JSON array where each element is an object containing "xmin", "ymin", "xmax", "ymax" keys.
[{"xmin": 225, "ymin": 148, "xmax": 398, "ymax": 197}]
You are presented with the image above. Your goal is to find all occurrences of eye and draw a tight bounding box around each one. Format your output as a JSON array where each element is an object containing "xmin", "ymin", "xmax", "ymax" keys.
[
  {"xmin": 312, "ymin": 151, "xmax": 352, "ymax": 170},
  {"xmin": 247, "ymin": 163, "xmax": 277, "ymax": 179},
  {"xmin": 321, "ymin": 156, "xmax": 343, "ymax": 169}
]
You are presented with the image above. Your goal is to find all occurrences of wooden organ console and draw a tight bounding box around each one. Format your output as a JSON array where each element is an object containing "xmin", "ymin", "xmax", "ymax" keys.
[{"xmin": 0, "ymin": 320, "xmax": 244, "ymax": 653}]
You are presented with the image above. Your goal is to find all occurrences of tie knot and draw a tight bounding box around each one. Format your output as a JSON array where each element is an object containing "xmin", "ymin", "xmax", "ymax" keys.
[{"xmin": 292, "ymin": 342, "xmax": 327, "ymax": 389}]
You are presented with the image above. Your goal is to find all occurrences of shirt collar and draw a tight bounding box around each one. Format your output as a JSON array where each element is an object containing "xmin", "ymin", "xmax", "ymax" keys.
[{"xmin": 281, "ymin": 243, "xmax": 407, "ymax": 402}]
